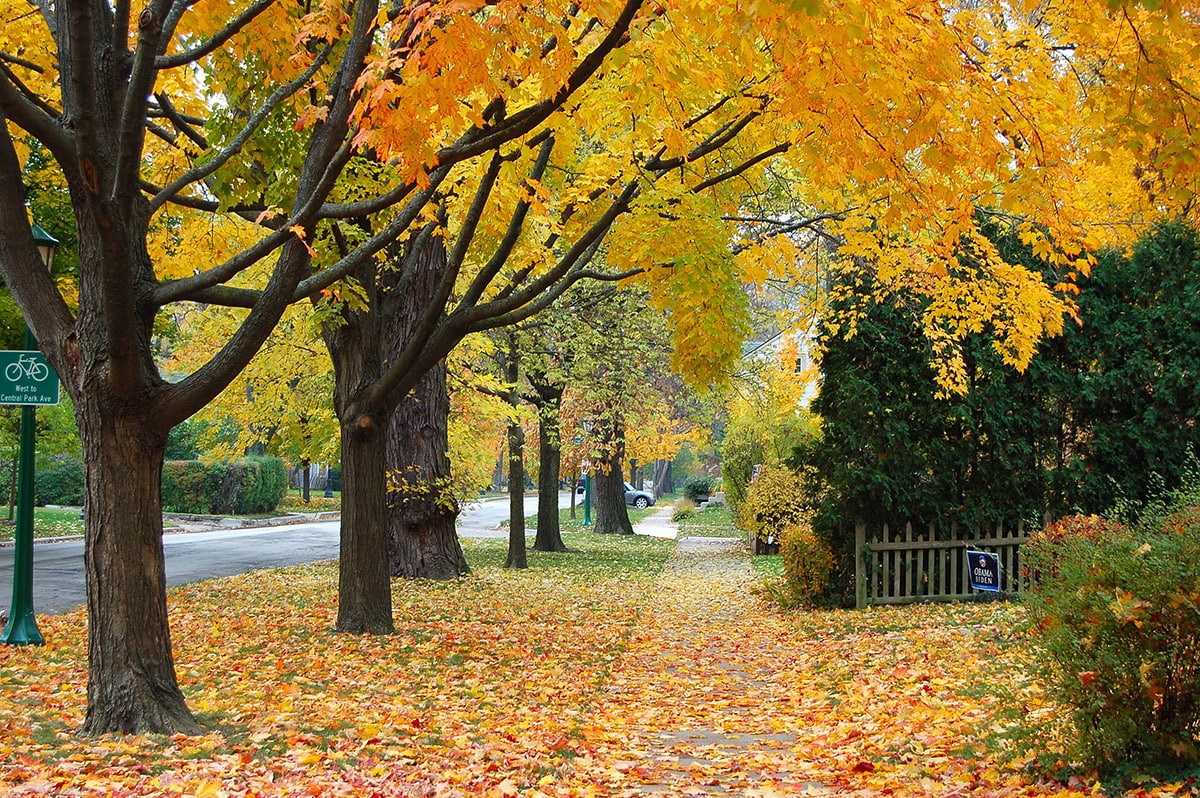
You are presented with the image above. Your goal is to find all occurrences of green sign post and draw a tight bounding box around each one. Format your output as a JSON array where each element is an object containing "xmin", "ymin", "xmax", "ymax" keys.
[
  {"xmin": 0, "ymin": 350, "xmax": 59, "ymax": 405},
  {"xmin": 0, "ymin": 345, "xmax": 56, "ymax": 645},
  {"xmin": 2, "ymin": 225, "xmax": 58, "ymax": 646}
]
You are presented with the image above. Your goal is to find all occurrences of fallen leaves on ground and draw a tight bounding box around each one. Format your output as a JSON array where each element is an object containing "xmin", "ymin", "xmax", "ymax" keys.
[{"xmin": 0, "ymin": 532, "xmax": 1192, "ymax": 796}]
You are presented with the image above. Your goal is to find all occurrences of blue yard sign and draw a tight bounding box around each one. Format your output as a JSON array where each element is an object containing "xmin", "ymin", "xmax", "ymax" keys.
[{"xmin": 966, "ymin": 549, "xmax": 1001, "ymax": 592}]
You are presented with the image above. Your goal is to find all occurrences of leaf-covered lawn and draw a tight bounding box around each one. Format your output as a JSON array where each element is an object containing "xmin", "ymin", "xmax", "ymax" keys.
[
  {"xmin": 674, "ymin": 505, "xmax": 739, "ymax": 538},
  {"xmin": 0, "ymin": 507, "xmax": 85, "ymax": 542},
  {"xmin": 0, "ymin": 532, "xmax": 1189, "ymax": 796}
]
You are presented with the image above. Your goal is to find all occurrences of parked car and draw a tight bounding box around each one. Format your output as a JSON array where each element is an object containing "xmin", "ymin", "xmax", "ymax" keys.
[
  {"xmin": 574, "ymin": 479, "xmax": 656, "ymax": 509},
  {"xmin": 624, "ymin": 482, "xmax": 655, "ymax": 509}
]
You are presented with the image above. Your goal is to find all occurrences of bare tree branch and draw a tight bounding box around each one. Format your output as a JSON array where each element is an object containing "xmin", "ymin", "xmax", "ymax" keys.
[
  {"xmin": 157, "ymin": 0, "xmax": 275, "ymax": 68},
  {"xmin": 148, "ymin": 45, "xmax": 331, "ymax": 214}
]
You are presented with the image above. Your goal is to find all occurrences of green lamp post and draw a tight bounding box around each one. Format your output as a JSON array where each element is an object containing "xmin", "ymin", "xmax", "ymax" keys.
[{"xmin": 1, "ymin": 223, "xmax": 58, "ymax": 646}]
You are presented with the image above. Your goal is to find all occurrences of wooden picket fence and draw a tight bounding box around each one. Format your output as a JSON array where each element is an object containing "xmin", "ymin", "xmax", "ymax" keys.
[{"xmin": 854, "ymin": 518, "xmax": 1029, "ymax": 609}]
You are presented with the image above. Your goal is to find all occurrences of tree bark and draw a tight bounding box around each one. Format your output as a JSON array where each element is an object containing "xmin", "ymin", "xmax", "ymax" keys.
[
  {"xmin": 79, "ymin": 403, "xmax": 200, "ymax": 735},
  {"xmin": 569, "ymin": 468, "xmax": 578, "ymax": 520},
  {"xmin": 593, "ymin": 418, "xmax": 634, "ymax": 535},
  {"xmin": 652, "ymin": 458, "xmax": 672, "ymax": 498},
  {"xmin": 532, "ymin": 385, "xmax": 566, "ymax": 552},
  {"xmin": 382, "ymin": 232, "xmax": 468, "ymax": 580},
  {"xmin": 505, "ymin": 416, "xmax": 528, "ymax": 568},
  {"xmin": 504, "ymin": 335, "xmax": 528, "ymax": 568},
  {"xmin": 386, "ymin": 360, "xmax": 468, "ymax": 579},
  {"xmin": 335, "ymin": 415, "xmax": 393, "ymax": 633},
  {"xmin": 326, "ymin": 257, "xmax": 394, "ymax": 634},
  {"xmin": 534, "ymin": 423, "xmax": 566, "ymax": 551}
]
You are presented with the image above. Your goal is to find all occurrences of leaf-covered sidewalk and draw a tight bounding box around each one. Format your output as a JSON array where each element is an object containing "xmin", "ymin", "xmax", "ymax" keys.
[
  {"xmin": 0, "ymin": 531, "xmax": 1192, "ymax": 796},
  {"xmin": 564, "ymin": 537, "xmax": 1051, "ymax": 796}
]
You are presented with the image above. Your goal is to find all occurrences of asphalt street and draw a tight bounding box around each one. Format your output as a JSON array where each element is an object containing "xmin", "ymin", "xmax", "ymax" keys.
[{"xmin": 0, "ymin": 491, "xmax": 577, "ymax": 616}]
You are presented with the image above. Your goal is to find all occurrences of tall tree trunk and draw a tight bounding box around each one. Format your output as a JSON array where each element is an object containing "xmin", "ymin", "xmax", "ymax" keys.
[
  {"xmin": 301, "ymin": 458, "xmax": 311, "ymax": 503},
  {"xmin": 79, "ymin": 404, "xmax": 200, "ymax": 735},
  {"xmin": 335, "ymin": 415, "xmax": 393, "ymax": 633},
  {"xmin": 326, "ymin": 258, "xmax": 394, "ymax": 634},
  {"xmin": 533, "ymin": 386, "xmax": 566, "ymax": 552},
  {"xmin": 504, "ymin": 335, "xmax": 528, "ymax": 568},
  {"xmin": 652, "ymin": 458, "xmax": 672, "ymax": 498},
  {"xmin": 386, "ymin": 360, "xmax": 468, "ymax": 579},
  {"xmin": 383, "ymin": 233, "xmax": 467, "ymax": 580},
  {"xmin": 593, "ymin": 418, "xmax": 633, "ymax": 535},
  {"xmin": 505, "ymin": 417, "xmax": 528, "ymax": 568},
  {"xmin": 569, "ymin": 468, "xmax": 578, "ymax": 520}
]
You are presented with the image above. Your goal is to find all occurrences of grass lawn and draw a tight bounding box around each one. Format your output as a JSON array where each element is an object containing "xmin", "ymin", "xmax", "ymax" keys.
[
  {"xmin": 0, "ymin": 506, "xmax": 84, "ymax": 542},
  {"xmin": 276, "ymin": 489, "xmax": 341, "ymax": 514},
  {"xmin": 520, "ymin": 505, "xmax": 656, "ymax": 534},
  {"xmin": 0, "ymin": 530, "xmax": 1191, "ymax": 796},
  {"xmin": 673, "ymin": 504, "xmax": 740, "ymax": 537}
]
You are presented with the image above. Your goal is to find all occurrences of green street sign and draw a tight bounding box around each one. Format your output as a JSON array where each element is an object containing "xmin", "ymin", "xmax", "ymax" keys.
[{"xmin": 0, "ymin": 351, "xmax": 59, "ymax": 406}]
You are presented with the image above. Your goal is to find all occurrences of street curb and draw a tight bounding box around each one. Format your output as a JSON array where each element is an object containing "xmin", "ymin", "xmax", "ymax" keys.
[{"xmin": 0, "ymin": 511, "xmax": 343, "ymax": 548}]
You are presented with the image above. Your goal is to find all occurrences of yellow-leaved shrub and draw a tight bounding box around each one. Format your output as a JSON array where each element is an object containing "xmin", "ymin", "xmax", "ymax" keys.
[
  {"xmin": 737, "ymin": 465, "xmax": 806, "ymax": 552},
  {"xmin": 779, "ymin": 522, "xmax": 834, "ymax": 607}
]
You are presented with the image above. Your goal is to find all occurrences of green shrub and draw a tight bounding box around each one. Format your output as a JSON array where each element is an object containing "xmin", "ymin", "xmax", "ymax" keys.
[
  {"xmin": 682, "ymin": 475, "xmax": 715, "ymax": 502},
  {"xmin": 34, "ymin": 456, "xmax": 84, "ymax": 506},
  {"xmin": 238, "ymin": 456, "xmax": 289, "ymax": 514},
  {"xmin": 778, "ymin": 521, "xmax": 833, "ymax": 607},
  {"xmin": 1023, "ymin": 511, "xmax": 1200, "ymax": 772},
  {"xmin": 162, "ymin": 460, "xmax": 211, "ymax": 514},
  {"xmin": 720, "ymin": 421, "xmax": 765, "ymax": 511},
  {"xmin": 162, "ymin": 457, "xmax": 288, "ymax": 515},
  {"xmin": 738, "ymin": 466, "xmax": 806, "ymax": 551},
  {"xmin": 206, "ymin": 461, "xmax": 246, "ymax": 514},
  {"xmin": 672, "ymin": 500, "xmax": 697, "ymax": 523}
]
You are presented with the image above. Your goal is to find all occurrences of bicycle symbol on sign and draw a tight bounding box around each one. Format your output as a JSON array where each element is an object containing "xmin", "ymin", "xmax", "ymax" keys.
[{"xmin": 5, "ymin": 354, "xmax": 49, "ymax": 383}]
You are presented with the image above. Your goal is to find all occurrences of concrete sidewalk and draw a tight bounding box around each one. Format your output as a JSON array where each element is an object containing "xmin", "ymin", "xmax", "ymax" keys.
[{"xmin": 632, "ymin": 507, "xmax": 679, "ymax": 539}]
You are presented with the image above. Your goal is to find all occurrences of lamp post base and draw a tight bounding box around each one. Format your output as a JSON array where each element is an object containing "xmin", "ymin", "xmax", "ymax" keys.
[{"xmin": 1, "ymin": 607, "xmax": 44, "ymax": 645}]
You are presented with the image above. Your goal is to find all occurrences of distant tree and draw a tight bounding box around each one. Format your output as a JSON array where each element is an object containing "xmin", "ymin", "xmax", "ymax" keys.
[{"xmin": 808, "ymin": 221, "xmax": 1200, "ymax": 601}]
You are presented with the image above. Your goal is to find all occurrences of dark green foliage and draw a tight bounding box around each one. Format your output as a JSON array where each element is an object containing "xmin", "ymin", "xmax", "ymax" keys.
[
  {"xmin": 238, "ymin": 456, "xmax": 289, "ymax": 514},
  {"xmin": 161, "ymin": 457, "xmax": 288, "ymax": 515},
  {"xmin": 805, "ymin": 221, "xmax": 1200, "ymax": 606},
  {"xmin": 810, "ymin": 247, "xmax": 1057, "ymax": 531},
  {"xmin": 681, "ymin": 474, "xmax": 715, "ymax": 501},
  {"xmin": 34, "ymin": 456, "xmax": 84, "ymax": 506},
  {"xmin": 1023, "ymin": 509, "xmax": 1200, "ymax": 772},
  {"xmin": 162, "ymin": 461, "xmax": 211, "ymax": 514},
  {"xmin": 1053, "ymin": 222, "xmax": 1200, "ymax": 518},
  {"xmin": 165, "ymin": 422, "xmax": 203, "ymax": 461}
]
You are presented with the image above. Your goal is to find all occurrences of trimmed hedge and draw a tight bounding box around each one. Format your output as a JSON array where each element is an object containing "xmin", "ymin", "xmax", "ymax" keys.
[
  {"xmin": 35, "ymin": 456, "xmax": 85, "ymax": 506},
  {"xmin": 682, "ymin": 475, "xmax": 716, "ymax": 502},
  {"xmin": 162, "ymin": 456, "xmax": 289, "ymax": 515},
  {"xmin": 0, "ymin": 454, "xmax": 287, "ymax": 514}
]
